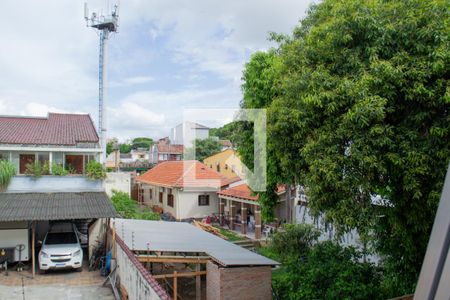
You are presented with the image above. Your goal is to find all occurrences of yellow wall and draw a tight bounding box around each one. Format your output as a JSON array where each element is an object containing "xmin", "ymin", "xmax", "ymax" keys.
[{"xmin": 203, "ymin": 149, "xmax": 245, "ymax": 179}]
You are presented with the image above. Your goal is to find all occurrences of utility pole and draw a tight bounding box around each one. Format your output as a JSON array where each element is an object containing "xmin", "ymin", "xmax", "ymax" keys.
[{"xmin": 85, "ymin": 2, "xmax": 119, "ymax": 163}]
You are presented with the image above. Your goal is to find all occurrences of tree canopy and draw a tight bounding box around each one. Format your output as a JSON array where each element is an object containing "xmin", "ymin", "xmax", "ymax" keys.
[
  {"xmin": 240, "ymin": 0, "xmax": 449, "ymax": 295},
  {"xmin": 185, "ymin": 137, "xmax": 223, "ymax": 162}
]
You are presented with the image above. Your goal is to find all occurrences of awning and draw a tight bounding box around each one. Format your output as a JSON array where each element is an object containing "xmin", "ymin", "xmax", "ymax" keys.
[{"xmin": 0, "ymin": 192, "xmax": 117, "ymax": 222}]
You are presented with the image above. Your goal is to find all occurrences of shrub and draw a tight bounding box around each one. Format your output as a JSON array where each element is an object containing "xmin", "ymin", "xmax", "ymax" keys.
[
  {"xmin": 25, "ymin": 162, "xmax": 50, "ymax": 178},
  {"xmin": 51, "ymin": 163, "xmax": 69, "ymax": 176},
  {"xmin": 85, "ymin": 160, "xmax": 106, "ymax": 180},
  {"xmin": 0, "ymin": 160, "xmax": 16, "ymax": 190},
  {"xmin": 111, "ymin": 190, "xmax": 160, "ymax": 220},
  {"xmin": 270, "ymin": 223, "xmax": 320, "ymax": 260}
]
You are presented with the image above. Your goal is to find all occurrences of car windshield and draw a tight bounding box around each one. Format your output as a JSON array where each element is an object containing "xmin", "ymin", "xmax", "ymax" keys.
[{"xmin": 45, "ymin": 232, "xmax": 77, "ymax": 245}]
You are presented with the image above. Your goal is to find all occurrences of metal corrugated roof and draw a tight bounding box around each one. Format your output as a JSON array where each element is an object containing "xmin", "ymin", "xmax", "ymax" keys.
[
  {"xmin": 113, "ymin": 218, "xmax": 279, "ymax": 267},
  {"xmin": 0, "ymin": 192, "xmax": 117, "ymax": 221}
]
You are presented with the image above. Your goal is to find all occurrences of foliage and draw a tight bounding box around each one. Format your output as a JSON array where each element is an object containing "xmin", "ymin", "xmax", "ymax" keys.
[
  {"xmin": 212, "ymin": 225, "xmax": 245, "ymax": 242},
  {"xmin": 111, "ymin": 190, "xmax": 160, "ymax": 220},
  {"xmin": 132, "ymin": 137, "xmax": 153, "ymax": 150},
  {"xmin": 270, "ymin": 224, "xmax": 320, "ymax": 259},
  {"xmin": 185, "ymin": 137, "xmax": 223, "ymax": 162},
  {"xmin": 260, "ymin": 225, "xmax": 384, "ymax": 299},
  {"xmin": 119, "ymin": 143, "xmax": 132, "ymax": 154},
  {"xmin": 51, "ymin": 163, "xmax": 69, "ymax": 176},
  {"xmin": 106, "ymin": 142, "xmax": 113, "ymax": 155},
  {"xmin": 85, "ymin": 160, "xmax": 106, "ymax": 180},
  {"xmin": 241, "ymin": 0, "xmax": 450, "ymax": 294},
  {"xmin": 209, "ymin": 122, "xmax": 241, "ymax": 146},
  {"xmin": 0, "ymin": 160, "xmax": 16, "ymax": 190},
  {"xmin": 25, "ymin": 162, "xmax": 50, "ymax": 178}
]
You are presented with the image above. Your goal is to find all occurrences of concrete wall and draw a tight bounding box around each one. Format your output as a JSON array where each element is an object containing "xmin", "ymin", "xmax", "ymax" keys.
[
  {"xmin": 206, "ymin": 261, "xmax": 272, "ymax": 300},
  {"xmin": 105, "ymin": 172, "xmax": 131, "ymax": 197},
  {"xmin": 115, "ymin": 236, "xmax": 169, "ymax": 300},
  {"xmin": 6, "ymin": 176, "xmax": 103, "ymax": 193}
]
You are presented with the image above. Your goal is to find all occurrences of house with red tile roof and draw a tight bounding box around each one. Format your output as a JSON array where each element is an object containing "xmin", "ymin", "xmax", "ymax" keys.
[
  {"xmin": 0, "ymin": 113, "xmax": 102, "ymax": 175},
  {"xmin": 136, "ymin": 160, "xmax": 239, "ymax": 220},
  {"xmin": 149, "ymin": 137, "xmax": 184, "ymax": 163},
  {"xmin": 217, "ymin": 183, "xmax": 296, "ymax": 239}
]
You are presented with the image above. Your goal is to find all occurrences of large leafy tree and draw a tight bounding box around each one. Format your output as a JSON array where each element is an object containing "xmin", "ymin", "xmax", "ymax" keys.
[
  {"xmin": 185, "ymin": 137, "xmax": 223, "ymax": 162},
  {"xmin": 242, "ymin": 0, "xmax": 449, "ymax": 295}
]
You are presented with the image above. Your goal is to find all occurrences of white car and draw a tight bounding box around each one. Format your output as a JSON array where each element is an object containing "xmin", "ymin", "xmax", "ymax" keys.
[{"xmin": 38, "ymin": 223, "xmax": 83, "ymax": 273}]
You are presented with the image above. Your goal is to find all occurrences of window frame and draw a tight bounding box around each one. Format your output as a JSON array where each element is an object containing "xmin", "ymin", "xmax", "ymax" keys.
[{"xmin": 198, "ymin": 194, "xmax": 210, "ymax": 206}]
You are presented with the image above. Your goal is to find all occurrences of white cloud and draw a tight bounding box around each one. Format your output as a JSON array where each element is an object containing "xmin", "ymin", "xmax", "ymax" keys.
[{"xmin": 0, "ymin": 0, "xmax": 314, "ymax": 140}]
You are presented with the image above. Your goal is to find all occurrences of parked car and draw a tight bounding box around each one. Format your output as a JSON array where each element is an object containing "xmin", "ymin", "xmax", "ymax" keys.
[{"xmin": 38, "ymin": 223, "xmax": 83, "ymax": 273}]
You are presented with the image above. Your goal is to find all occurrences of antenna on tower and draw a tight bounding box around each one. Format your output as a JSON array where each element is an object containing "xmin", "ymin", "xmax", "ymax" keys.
[{"xmin": 85, "ymin": 1, "xmax": 119, "ymax": 164}]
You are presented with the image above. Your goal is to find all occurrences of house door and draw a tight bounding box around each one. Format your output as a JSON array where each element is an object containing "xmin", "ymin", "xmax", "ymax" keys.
[
  {"xmin": 65, "ymin": 155, "xmax": 84, "ymax": 174},
  {"xmin": 19, "ymin": 154, "xmax": 35, "ymax": 174}
]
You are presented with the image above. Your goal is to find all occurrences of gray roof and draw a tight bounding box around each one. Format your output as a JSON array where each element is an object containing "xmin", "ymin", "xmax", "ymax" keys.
[
  {"xmin": 113, "ymin": 218, "xmax": 279, "ymax": 267},
  {"xmin": 0, "ymin": 192, "xmax": 117, "ymax": 221}
]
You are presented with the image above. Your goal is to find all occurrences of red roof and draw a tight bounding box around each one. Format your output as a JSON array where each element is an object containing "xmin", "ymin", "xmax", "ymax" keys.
[
  {"xmin": 0, "ymin": 113, "xmax": 99, "ymax": 146},
  {"xmin": 157, "ymin": 144, "xmax": 184, "ymax": 154},
  {"xmin": 218, "ymin": 183, "xmax": 287, "ymax": 201},
  {"xmin": 137, "ymin": 160, "xmax": 234, "ymax": 188},
  {"xmin": 218, "ymin": 183, "xmax": 259, "ymax": 201}
]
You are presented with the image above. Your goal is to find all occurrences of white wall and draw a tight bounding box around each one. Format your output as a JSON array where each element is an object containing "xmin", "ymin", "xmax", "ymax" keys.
[
  {"xmin": 177, "ymin": 191, "xmax": 219, "ymax": 220},
  {"xmin": 105, "ymin": 172, "xmax": 131, "ymax": 197}
]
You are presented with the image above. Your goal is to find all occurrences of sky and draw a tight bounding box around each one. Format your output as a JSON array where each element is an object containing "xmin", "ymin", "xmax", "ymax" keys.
[{"xmin": 0, "ymin": 0, "xmax": 314, "ymax": 142}]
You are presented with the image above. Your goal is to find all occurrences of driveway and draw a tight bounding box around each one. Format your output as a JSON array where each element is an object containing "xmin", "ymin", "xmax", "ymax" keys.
[
  {"xmin": 0, "ymin": 283, "xmax": 115, "ymax": 300},
  {"xmin": 0, "ymin": 264, "xmax": 114, "ymax": 300}
]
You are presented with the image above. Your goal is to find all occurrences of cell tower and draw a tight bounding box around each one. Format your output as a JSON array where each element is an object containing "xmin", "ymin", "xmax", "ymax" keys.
[{"xmin": 84, "ymin": 2, "xmax": 119, "ymax": 163}]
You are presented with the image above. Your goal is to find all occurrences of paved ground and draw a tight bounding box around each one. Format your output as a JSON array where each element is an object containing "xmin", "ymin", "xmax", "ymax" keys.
[{"xmin": 0, "ymin": 264, "xmax": 114, "ymax": 300}]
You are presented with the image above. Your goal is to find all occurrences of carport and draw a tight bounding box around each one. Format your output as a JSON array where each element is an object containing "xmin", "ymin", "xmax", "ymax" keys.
[{"xmin": 0, "ymin": 192, "xmax": 117, "ymax": 278}]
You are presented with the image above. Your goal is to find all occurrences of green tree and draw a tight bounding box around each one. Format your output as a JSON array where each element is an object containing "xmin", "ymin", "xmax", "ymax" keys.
[
  {"xmin": 242, "ymin": 0, "xmax": 450, "ymax": 295},
  {"xmin": 106, "ymin": 142, "xmax": 113, "ymax": 155},
  {"xmin": 185, "ymin": 137, "xmax": 223, "ymax": 162},
  {"xmin": 131, "ymin": 137, "xmax": 153, "ymax": 150},
  {"xmin": 119, "ymin": 143, "xmax": 132, "ymax": 154}
]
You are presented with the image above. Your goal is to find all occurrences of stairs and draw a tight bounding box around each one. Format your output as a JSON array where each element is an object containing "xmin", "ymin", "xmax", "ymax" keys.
[{"xmin": 232, "ymin": 239, "xmax": 260, "ymax": 252}]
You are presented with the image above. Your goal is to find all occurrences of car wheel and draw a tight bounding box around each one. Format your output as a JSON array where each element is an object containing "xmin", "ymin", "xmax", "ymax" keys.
[{"xmin": 76, "ymin": 267, "xmax": 83, "ymax": 272}]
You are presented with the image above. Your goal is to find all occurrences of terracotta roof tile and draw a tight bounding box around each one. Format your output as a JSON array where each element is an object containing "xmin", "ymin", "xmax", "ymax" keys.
[
  {"xmin": 137, "ymin": 160, "xmax": 232, "ymax": 188},
  {"xmin": 0, "ymin": 113, "xmax": 99, "ymax": 146},
  {"xmin": 218, "ymin": 183, "xmax": 259, "ymax": 201}
]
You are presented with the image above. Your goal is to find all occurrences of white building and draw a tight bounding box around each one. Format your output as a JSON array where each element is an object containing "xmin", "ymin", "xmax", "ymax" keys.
[
  {"xmin": 170, "ymin": 121, "xmax": 210, "ymax": 147},
  {"xmin": 136, "ymin": 160, "xmax": 237, "ymax": 220}
]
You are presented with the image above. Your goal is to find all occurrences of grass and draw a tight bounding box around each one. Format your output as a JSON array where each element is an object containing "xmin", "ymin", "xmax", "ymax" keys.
[{"xmin": 212, "ymin": 225, "xmax": 246, "ymax": 242}]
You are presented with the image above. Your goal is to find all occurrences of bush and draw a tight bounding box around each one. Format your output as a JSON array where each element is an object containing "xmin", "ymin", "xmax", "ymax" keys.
[
  {"xmin": 111, "ymin": 190, "xmax": 160, "ymax": 220},
  {"xmin": 270, "ymin": 224, "xmax": 320, "ymax": 260},
  {"xmin": 85, "ymin": 160, "xmax": 106, "ymax": 180},
  {"xmin": 0, "ymin": 160, "xmax": 16, "ymax": 190},
  {"xmin": 25, "ymin": 162, "xmax": 49, "ymax": 178},
  {"xmin": 260, "ymin": 224, "xmax": 384, "ymax": 299},
  {"xmin": 51, "ymin": 163, "xmax": 69, "ymax": 176}
]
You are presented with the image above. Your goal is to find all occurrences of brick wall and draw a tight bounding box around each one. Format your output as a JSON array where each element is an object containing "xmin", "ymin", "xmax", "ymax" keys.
[{"xmin": 206, "ymin": 261, "xmax": 272, "ymax": 300}]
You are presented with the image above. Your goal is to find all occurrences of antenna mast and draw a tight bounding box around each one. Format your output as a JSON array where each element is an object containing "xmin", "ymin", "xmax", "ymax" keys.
[{"xmin": 85, "ymin": 2, "xmax": 119, "ymax": 164}]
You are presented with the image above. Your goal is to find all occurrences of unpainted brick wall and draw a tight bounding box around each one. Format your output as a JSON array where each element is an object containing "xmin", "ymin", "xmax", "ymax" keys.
[{"xmin": 206, "ymin": 261, "xmax": 272, "ymax": 300}]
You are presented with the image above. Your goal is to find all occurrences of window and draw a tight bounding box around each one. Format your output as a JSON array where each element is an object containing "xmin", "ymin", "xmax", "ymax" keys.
[
  {"xmin": 149, "ymin": 188, "xmax": 153, "ymax": 200},
  {"xmin": 167, "ymin": 194, "xmax": 174, "ymax": 207},
  {"xmin": 216, "ymin": 164, "xmax": 220, "ymax": 172},
  {"xmin": 65, "ymin": 155, "xmax": 83, "ymax": 174},
  {"xmin": 159, "ymin": 192, "xmax": 163, "ymax": 203},
  {"xmin": 225, "ymin": 164, "xmax": 228, "ymax": 170},
  {"xmin": 37, "ymin": 153, "xmax": 49, "ymax": 166},
  {"xmin": 198, "ymin": 195, "xmax": 210, "ymax": 206},
  {"xmin": 19, "ymin": 154, "xmax": 35, "ymax": 174}
]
